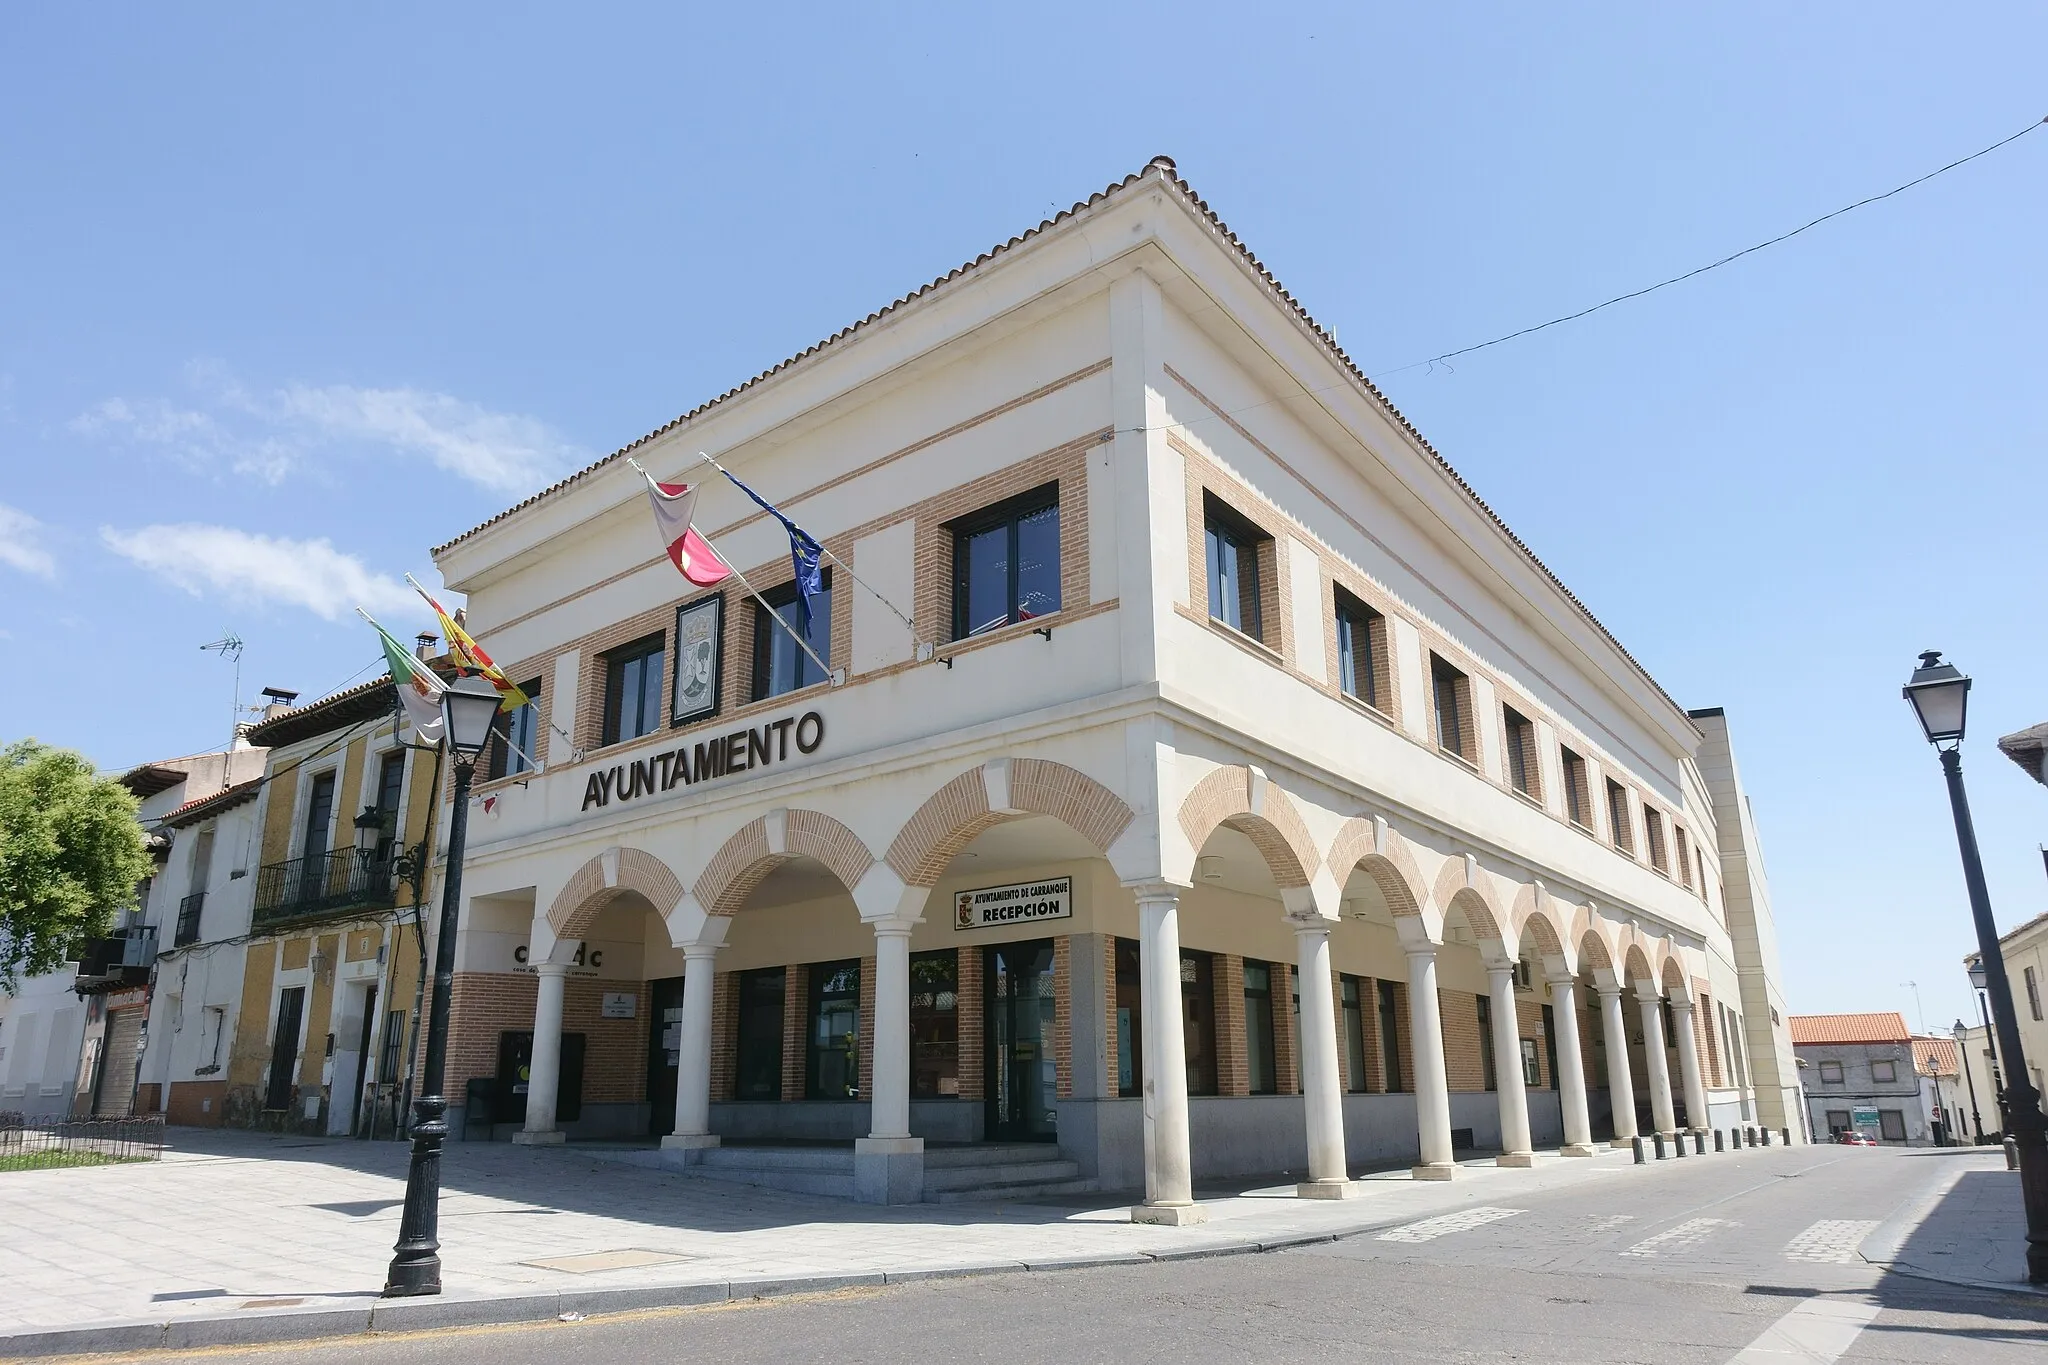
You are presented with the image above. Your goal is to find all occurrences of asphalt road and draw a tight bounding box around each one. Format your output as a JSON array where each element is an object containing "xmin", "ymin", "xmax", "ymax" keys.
[{"xmin": 71, "ymin": 1146, "xmax": 2048, "ymax": 1364}]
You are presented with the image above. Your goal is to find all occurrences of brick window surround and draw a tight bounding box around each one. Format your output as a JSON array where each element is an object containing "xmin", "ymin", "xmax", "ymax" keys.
[
  {"xmin": 1503, "ymin": 705, "xmax": 1540, "ymax": 800},
  {"xmin": 1561, "ymin": 748, "xmax": 1593, "ymax": 830},
  {"xmin": 1334, "ymin": 587, "xmax": 1391, "ymax": 714},
  {"xmin": 1429, "ymin": 653, "xmax": 1477, "ymax": 766},
  {"xmin": 1605, "ymin": 778, "xmax": 1634, "ymax": 855},
  {"xmin": 1201, "ymin": 492, "xmax": 1274, "ymax": 645}
]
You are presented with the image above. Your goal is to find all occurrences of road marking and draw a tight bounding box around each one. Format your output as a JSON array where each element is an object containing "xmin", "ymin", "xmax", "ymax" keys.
[
  {"xmin": 1781, "ymin": 1219, "xmax": 1880, "ymax": 1265},
  {"xmin": 1725, "ymin": 1295, "xmax": 1880, "ymax": 1363},
  {"xmin": 1586, "ymin": 1214, "xmax": 1635, "ymax": 1233},
  {"xmin": 1375, "ymin": 1206, "xmax": 1526, "ymax": 1243},
  {"xmin": 1620, "ymin": 1217, "xmax": 1731, "ymax": 1257}
]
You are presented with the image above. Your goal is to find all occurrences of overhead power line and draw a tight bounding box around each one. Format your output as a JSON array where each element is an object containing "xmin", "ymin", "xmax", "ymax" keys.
[{"xmin": 1383, "ymin": 114, "xmax": 2046, "ymax": 375}]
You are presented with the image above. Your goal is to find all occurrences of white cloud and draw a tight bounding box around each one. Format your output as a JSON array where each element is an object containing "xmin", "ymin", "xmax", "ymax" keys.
[
  {"xmin": 72, "ymin": 365, "xmax": 581, "ymax": 495},
  {"xmin": 100, "ymin": 523, "xmax": 415, "ymax": 621},
  {"xmin": 0, "ymin": 502, "xmax": 57, "ymax": 578}
]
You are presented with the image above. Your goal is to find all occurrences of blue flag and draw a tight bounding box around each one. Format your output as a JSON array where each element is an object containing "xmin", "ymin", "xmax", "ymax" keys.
[{"xmin": 722, "ymin": 470, "xmax": 825, "ymax": 633}]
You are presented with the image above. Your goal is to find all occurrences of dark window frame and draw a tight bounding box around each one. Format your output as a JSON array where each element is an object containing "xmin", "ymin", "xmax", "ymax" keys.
[
  {"xmin": 601, "ymin": 632, "xmax": 666, "ymax": 748},
  {"xmin": 1243, "ymin": 959, "xmax": 1278, "ymax": 1095},
  {"xmin": 733, "ymin": 967, "xmax": 786, "ymax": 1101},
  {"xmin": 1334, "ymin": 587, "xmax": 1387, "ymax": 712},
  {"xmin": 1503, "ymin": 705, "xmax": 1539, "ymax": 799},
  {"xmin": 1376, "ymin": 979, "xmax": 1404, "ymax": 1093},
  {"xmin": 1606, "ymin": 779, "xmax": 1634, "ymax": 854},
  {"xmin": 1561, "ymin": 747, "xmax": 1592, "ymax": 830},
  {"xmin": 1115, "ymin": 937, "xmax": 1144, "ymax": 1098},
  {"xmin": 908, "ymin": 949, "xmax": 959, "ymax": 1099},
  {"xmin": 751, "ymin": 569, "xmax": 834, "ymax": 702},
  {"xmin": 491, "ymin": 679, "xmax": 545, "ymax": 779},
  {"xmin": 1477, "ymin": 993, "xmax": 1497, "ymax": 1092},
  {"xmin": 948, "ymin": 482, "xmax": 1063, "ymax": 641},
  {"xmin": 1340, "ymin": 974, "xmax": 1368, "ymax": 1094},
  {"xmin": 1182, "ymin": 949, "xmax": 1219, "ymax": 1097},
  {"xmin": 1430, "ymin": 653, "xmax": 1475, "ymax": 764},
  {"xmin": 1202, "ymin": 492, "xmax": 1269, "ymax": 643},
  {"xmin": 805, "ymin": 958, "xmax": 861, "ymax": 1101}
]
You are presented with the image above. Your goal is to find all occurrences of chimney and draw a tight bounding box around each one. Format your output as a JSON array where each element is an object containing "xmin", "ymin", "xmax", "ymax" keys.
[
  {"xmin": 415, "ymin": 633, "xmax": 438, "ymax": 661},
  {"xmin": 258, "ymin": 687, "xmax": 299, "ymax": 722}
]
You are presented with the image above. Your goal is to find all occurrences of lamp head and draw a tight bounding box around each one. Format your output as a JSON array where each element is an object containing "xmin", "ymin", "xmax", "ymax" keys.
[
  {"xmin": 1903, "ymin": 650, "xmax": 1970, "ymax": 748},
  {"xmin": 441, "ymin": 676, "xmax": 502, "ymax": 764},
  {"xmin": 1967, "ymin": 960, "xmax": 1989, "ymax": 991},
  {"xmin": 352, "ymin": 804, "xmax": 385, "ymax": 853}
]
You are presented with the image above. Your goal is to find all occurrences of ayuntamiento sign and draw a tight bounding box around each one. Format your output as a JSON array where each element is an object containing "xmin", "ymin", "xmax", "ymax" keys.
[{"xmin": 955, "ymin": 876, "xmax": 1072, "ymax": 930}]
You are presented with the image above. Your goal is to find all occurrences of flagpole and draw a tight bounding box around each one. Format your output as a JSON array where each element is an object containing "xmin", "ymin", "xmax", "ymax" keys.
[
  {"xmin": 627, "ymin": 458, "xmax": 840, "ymax": 686},
  {"xmin": 691, "ymin": 450, "xmax": 932, "ymax": 655}
]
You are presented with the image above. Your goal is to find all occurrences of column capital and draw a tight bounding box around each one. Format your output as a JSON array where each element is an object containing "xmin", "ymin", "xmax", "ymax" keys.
[
  {"xmin": 1404, "ymin": 943, "xmax": 1438, "ymax": 963},
  {"xmin": 1545, "ymin": 971, "xmax": 1578, "ymax": 990},
  {"xmin": 1668, "ymin": 996, "xmax": 1695, "ymax": 1016},
  {"xmin": 533, "ymin": 961, "xmax": 569, "ymax": 980},
  {"xmin": 1486, "ymin": 964, "xmax": 1516, "ymax": 985},
  {"xmin": 1123, "ymin": 879, "xmax": 1188, "ymax": 904},
  {"xmin": 869, "ymin": 918, "xmax": 919, "ymax": 940},
  {"xmin": 1292, "ymin": 920, "xmax": 1333, "ymax": 943},
  {"xmin": 682, "ymin": 943, "xmax": 722, "ymax": 964}
]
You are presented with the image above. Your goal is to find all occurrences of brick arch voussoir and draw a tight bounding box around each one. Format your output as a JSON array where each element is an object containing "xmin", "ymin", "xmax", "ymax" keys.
[
  {"xmin": 546, "ymin": 845, "xmax": 687, "ymax": 940},
  {"xmin": 1511, "ymin": 898, "xmax": 1568, "ymax": 961},
  {"xmin": 1179, "ymin": 765, "xmax": 1321, "ymax": 890},
  {"xmin": 1577, "ymin": 928, "xmax": 1615, "ymax": 974},
  {"xmin": 1007, "ymin": 758, "xmax": 1135, "ymax": 855},
  {"xmin": 1442, "ymin": 886, "xmax": 1505, "ymax": 941},
  {"xmin": 887, "ymin": 769, "xmax": 994, "ymax": 887}
]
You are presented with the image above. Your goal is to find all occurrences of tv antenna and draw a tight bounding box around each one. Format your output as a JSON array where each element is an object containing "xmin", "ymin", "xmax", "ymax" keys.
[{"xmin": 200, "ymin": 633, "xmax": 245, "ymax": 770}]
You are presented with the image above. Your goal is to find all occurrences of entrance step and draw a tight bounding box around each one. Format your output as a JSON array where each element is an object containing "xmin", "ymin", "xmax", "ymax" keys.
[
  {"xmin": 689, "ymin": 1145, "xmax": 855, "ymax": 1198},
  {"xmin": 922, "ymin": 1159, "xmax": 1083, "ymax": 1192},
  {"xmin": 929, "ymin": 1176, "xmax": 1098, "ymax": 1205}
]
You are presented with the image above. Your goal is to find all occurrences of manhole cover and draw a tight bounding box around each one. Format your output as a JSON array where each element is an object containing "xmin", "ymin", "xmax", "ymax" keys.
[{"xmin": 522, "ymin": 1249, "xmax": 695, "ymax": 1274}]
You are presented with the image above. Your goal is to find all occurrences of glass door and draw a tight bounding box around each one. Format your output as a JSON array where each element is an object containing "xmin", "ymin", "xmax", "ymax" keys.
[{"xmin": 984, "ymin": 940, "xmax": 1057, "ymax": 1142}]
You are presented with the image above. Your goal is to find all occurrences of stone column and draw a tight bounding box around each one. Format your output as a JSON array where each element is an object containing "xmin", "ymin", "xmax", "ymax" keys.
[
  {"xmin": 1488, "ymin": 966, "xmax": 1534, "ymax": 1166},
  {"xmin": 512, "ymin": 962, "xmax": 567, "ymax": 1145},
  {"xmin": 853, "ymin": 919, "xmax": 922, "ymax": 1204},
  {"xmin": 1598, "ymin": 986, "xmax": 1638, "ymax": 1144},
  {"xmin": 661, "ymin": 945, "xmax": 721, "ymax": 1157},
  {"xmin": 1671, "ymin": 998, "xmax": 1709, "ymax": 1134},
  {"xmin": 1134, "ymin": 885, "xmax": 1204, "ymax": 1224},
  {"xmin": 1546, "ymin": 974, "xmax": 1598, "ymax": 1156},
  {"xmin": 1408, "ymin": 946, "xmax": 1457, "ymax": 1179},
  {"xmin": 1293, "ymin": 924, "xmax": 1354, "ymax": 1197},
  {"xmin": 1638, "ymin": 989, "xmax": 1678, "ymax": 1137}
]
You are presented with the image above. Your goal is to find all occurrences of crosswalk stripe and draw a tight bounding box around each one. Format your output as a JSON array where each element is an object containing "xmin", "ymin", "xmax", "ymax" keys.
[
  {"xmin": 1620, "ymin": 1217, "xmax": 1731, "ymax": 1257},
  {"xmin": 1781, "ymin": 1220, "xmax": 1880, "ymax": 1265},
  {"xmin": 1726, "ymin": 1296, "xmax": 1879, "ymax": 1363},
  {"xmin": 1375, "ymin": 1206, "xmax": 1526, "ymax": 1243}
]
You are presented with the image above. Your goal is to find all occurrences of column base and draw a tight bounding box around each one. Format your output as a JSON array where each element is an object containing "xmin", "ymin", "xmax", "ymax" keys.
[
  {"xmin": 1295, "ymin": 1179, "xmax": 1360, "ymax": 1200},
  {"xmin": 510, "ymin": 1130, "xmax": 565, "ymax": 1146},
  {"xmin": 854, "ymin": 1136, "xmax": 924, "ymax": 1205},
  {"xmin": 1609, "ymin": 1137, "xmax": 1637, "ymax": 1149},
  {"xmin": 1132, "ymin": 1201, "xmax": 1208, "ymax": 1225},
  {"xmin": 1559, "ymin": 1143, "xmax": 1600, "ymax": 1158},
  {"xmin": 1495, "ymin": 1152, "xmax": 1537, "ymax": 1168},
  {"xmin": 658, "ymin": 1134, "xmax": 719, "ymax": 1167},
  {"xmin": 1410, "ymin": 1163, "xmax": 1457, "ymax": 1181}
]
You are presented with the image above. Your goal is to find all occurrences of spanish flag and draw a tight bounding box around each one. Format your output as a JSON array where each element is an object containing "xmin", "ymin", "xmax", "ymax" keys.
[{"xmin": 410, "ymin": 578, "xmax": 530, "ymax": 714}]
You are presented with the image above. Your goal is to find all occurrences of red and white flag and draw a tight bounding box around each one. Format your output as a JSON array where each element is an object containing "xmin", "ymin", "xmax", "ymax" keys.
[{"xmin": 638, "ymin": 468, "xmax": 732, "ymax": 586}]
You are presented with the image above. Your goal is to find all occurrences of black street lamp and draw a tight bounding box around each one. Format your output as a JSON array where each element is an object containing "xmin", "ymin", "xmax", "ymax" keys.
[
  {"xmin": 1956, "ymin": 1018, "xmax": 1986, "ymax": 1144},
  {"xmin": 1968, "ymin": 958, "xmax": 2009, "ymax": 1126},
  {"xmin": 1904, "ymin": 651, "xmax": 2048, "ymax": 1283},
  {"xmin": 383, "ymin": 676, "xmax": 502, "ymax": 1298}
]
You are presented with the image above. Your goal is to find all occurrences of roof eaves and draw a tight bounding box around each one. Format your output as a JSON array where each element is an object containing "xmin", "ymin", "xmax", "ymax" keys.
[{"xmin": 162, "ymin": 778, "xmax": 263, "ymax": 828}]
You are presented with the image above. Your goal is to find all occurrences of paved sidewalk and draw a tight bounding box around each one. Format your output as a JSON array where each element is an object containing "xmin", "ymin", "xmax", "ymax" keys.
[
  {"xmin": 0, "ymin": 1130, "xmax": 2013, "ymax": 1356},
  {"xmin": 1859, "ymin": 1148, "xmax": 2046, "ymax": 1295}
]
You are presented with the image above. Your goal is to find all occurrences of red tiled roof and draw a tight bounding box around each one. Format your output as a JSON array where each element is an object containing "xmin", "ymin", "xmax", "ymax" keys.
[
  {"xmin": 426, "ymin": 157, "xmax": 1687, "ymax": 725},
  {"xmin": 161, "ymin": 778, "xmax": 263, "ymax": 829},
  {"xmin": 1788, "ymin": 1012, "xmax": 1911, "ymax": 1045},
  {"xmin": 1911, "ymin": 1037, "xmax": 1960, "ymax": 1076}
]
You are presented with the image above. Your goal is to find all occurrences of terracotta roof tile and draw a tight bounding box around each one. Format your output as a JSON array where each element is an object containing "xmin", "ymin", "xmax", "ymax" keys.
[
  {"xmin": 431, "ymin": 156, "xmax": 1685, "ymax": 721},
  {"xmin": 1788, "ymin": 1012, "xmax": 1912, "ymax": 1045},
  {"xmin": 1911, "ymin": 1037, "xmax": 1960, "ymax": 1076},
  {"xmin": 161, "ymin": 777, "xmax": 264, "ymax": 829}
]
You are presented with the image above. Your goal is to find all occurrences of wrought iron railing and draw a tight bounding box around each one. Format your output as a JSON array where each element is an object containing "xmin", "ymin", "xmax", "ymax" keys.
[
  {"xmin": 0, "ymin": 1114, "xmax": 165, "ymax": 1169},
  {"xmin": 253, "ymin": 849, "xmax": 397, "ymax": 926},
  {"xmin": 174, "ymin": 892, "xmax": 205, "ymax": 947}
]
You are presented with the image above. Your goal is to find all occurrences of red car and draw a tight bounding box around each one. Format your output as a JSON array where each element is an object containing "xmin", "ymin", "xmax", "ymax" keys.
[{"xmin": 1834, "ymin": 1131, "xmax": 1878, "ymax": 1146}]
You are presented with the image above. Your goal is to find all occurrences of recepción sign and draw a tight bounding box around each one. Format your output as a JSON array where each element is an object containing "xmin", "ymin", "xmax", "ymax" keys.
[{"xmin": 955, "ymin": 876, "xmax": 1072, "ymax": 931}]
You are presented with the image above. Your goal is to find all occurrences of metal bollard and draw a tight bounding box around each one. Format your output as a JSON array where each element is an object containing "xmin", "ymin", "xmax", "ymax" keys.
[
  {"xmin": 1632, "ymin": 1135, "xmax": 1646, "ymax": 1164},
  {"xmin": 1653, "ymin": 1133, "xmax": 1667, "ymax": 1160},
  {"xmin": 1714, "ymin": 1129, "xmax": 1725, "ymax": 1152},
  {"xmin": 2007, "ymin": 1136, "xmax": 2021, "ymax": 1171},
  {"xmin": 1673, "ymin": 1132, "xmax": 1687, "ymax": 1158},
  {"xmin": 1781, "ymin": 1127, "xmax": 1791, "ymax": 1146},
  {"xmin": 1745, "ymin": 1127, "xmax": 1756, "ymax": 1147},
  {"xmin": 1760, "ymin": 1128, "xmax": 1771, "ymax": 1147},
  {"xmin": 1695, "ymin": 1132, "xmax": 1706, "ymax": 1155}
]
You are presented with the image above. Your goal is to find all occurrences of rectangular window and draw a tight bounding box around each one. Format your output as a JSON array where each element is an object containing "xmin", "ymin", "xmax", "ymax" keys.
[
  {"xmin": 1819, "ymin": 1058, "xmax": 1841, "ymax": 1085},
  {"xmin": 1203, "ymin": 494, "xmax": 1267, "ymax": 641},
  {"xmin": 493, "ymin": 680, "xmax": 544, "ymax": 779},
  {"xmin": 1430, "ymin": 654, "xmax": 1474, "ymax": 763},
  {"xmin": 1606, "ymin": 779, "xmax": 1634, "ymax": 855},
  {"xmin": 1644, "ymin": 808, "xmax": 1668, "ymax": 872},
  {"xmin": 950, "ymin": 484, "xmax": 1062, "ymax": 639},
  {"xmin": 1115, "ymin": 938, "xmax": 1143, "ymax": 1098},
  {"xmin": 1477, "ymin": 994, "xmax": 1496, "ymax": 1091},
  {"xmin": 1542, "ymin": 1002, "xmax": 1559, "ymax": 1090},
  {"xmin": 1825, "ymin": 1109, "xmax": 1851, "ymax": 1135},
  {"xmin": 806, "ymin": 959, "xmax": 860, "ymax": 1100},
  {"xmin": 1376, "ymin": 979, "xmax": 1404, "ymax": 1092},
  {"xmin": 2028, "ymin": 967, "xmax": 2043, "ymax": 1022},
  {"xmin": 1243, "ymin": 960, "xmax": 1278, "ymax": 1095},
  {"xmin": 733, "ymin": 968, "xmax": 786, "ymax": 1101},
  {"xmin": 752, "ymin": 571, "xmax": 833, "ymax": 700},
  {"xmin": 1181, "ymin": 949, "xmax": 1218, "ymax": 1097},
  {"xmin": 301, "ymin": 771, "xmax": 336, "ymax": 862},
  {"xmin": 1503, "ymin": 706, "xmax": 1539, "ymax": 798},
  {"xmin": 602, "ymin": 633, "xmax": 665, "ymax": 746},
  {"xmin": 1871, "ymin": 1059, "xmax": 1897, "ymax": 1084},
  {"xmin": 1334, "ymin": 588, "xmax": 1387, "ymax": 711},
  {"xmin": 1561, "ymin": 748, "xmax": 1592, "ymax": 830},
  {"xmin": 1521, "ymin": 1037, "xmax": 1541, "ymax": 1088},
  {"xmin": 379, "ymin": 1009, "xmax": 405, "ymax": 1087},
  {"xmin": 909, "ymin": 950, "xmax": 959, "ymax": 1098},
  {"xmin": 1878, "ymin": 1109, "xmax": 1908, "ymax": 1143},
  {"xmin": 1341, "ymin": 975, "xmax": 1367, "ymax": 1094},
  {"xmin": 1675, "ymin": 827, "xmax": 1692, "ymax": 888}
]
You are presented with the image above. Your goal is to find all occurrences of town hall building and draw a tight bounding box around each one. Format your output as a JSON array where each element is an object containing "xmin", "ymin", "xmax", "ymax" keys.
[{"xmin": 411, "ymin": 156, "xmax": 1798, "ymax": 1219}]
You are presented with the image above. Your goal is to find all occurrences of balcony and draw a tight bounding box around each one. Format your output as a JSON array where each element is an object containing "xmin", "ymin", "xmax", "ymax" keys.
[
  {"xmin": 74, "ymin": 925, "xmax": 157, "ymax": 994},
  {"xmin": 174, "ymin": 892, "xmax": 204, "ymax": 948},
  {"xmin": 253, "ymin": 849, "xmax": 398, "ymax": 929}
]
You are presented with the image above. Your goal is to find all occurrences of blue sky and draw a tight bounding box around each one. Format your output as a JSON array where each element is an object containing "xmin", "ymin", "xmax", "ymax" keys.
[{"xmin": 2, "ymin": 4, "xmax": 2043, "ymax": 1029}]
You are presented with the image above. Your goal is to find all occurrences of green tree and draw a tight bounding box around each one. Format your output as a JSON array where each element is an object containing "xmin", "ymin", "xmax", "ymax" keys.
[{"xmin": 0, "ymin": 740, "xmax": 152, "ymax": 991}]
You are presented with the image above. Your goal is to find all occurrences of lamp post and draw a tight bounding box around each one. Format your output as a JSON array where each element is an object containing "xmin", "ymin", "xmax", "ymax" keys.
[
  {"xmin": 1957, "ymin": 1017, "xmax": 1986, "ymax": 1144},
  {"xmin": 383, "ymin": 676, "xmax": 502, "ymax": 1298},
  {"xmin": 1903, "ymin": 652, "xmax": 2048, "ymax": 1283},
  {"xmin": 1969, "ymin": 958, "xmax": 2009, "ymax": 1128}
]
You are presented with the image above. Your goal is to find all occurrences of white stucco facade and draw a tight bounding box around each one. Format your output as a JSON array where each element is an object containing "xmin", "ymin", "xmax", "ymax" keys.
[{"xmin": 420, "ymin": 159, "xmax": 1799, "ymax": 1210}]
